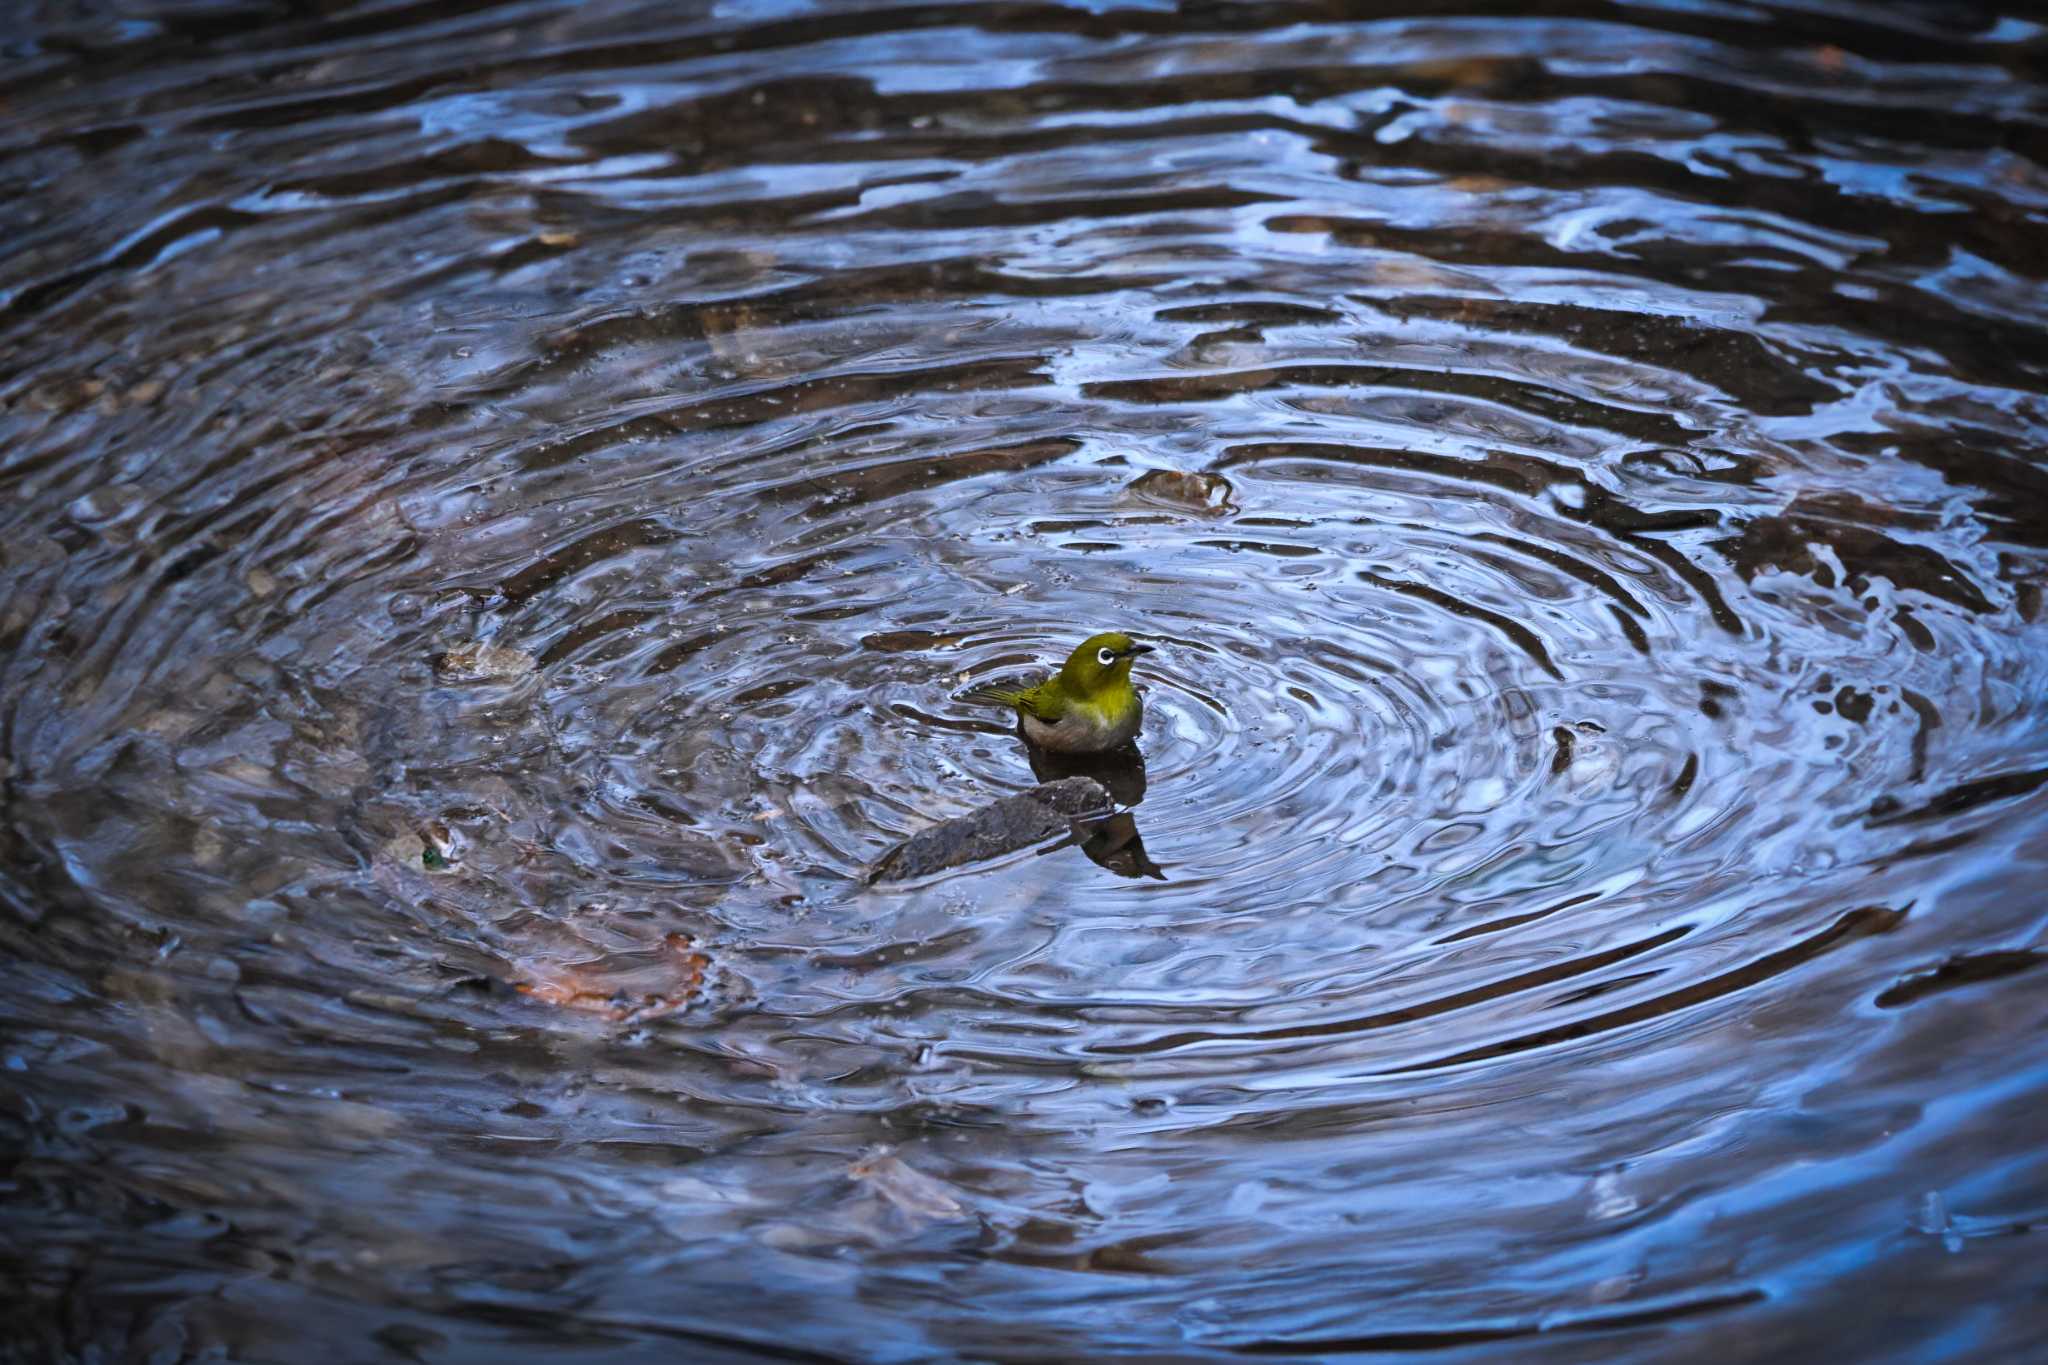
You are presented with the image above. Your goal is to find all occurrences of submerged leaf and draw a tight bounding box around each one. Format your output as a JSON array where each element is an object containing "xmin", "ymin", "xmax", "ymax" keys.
[{"xmin": 849, "ymin": 1146, "xmax": 968, "ymax": 1222}]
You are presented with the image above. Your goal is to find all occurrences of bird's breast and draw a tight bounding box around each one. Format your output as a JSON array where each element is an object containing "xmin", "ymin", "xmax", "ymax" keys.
[{"xmin": 1023, "ymin": 694, "xmax": 1142, "ymax": 753}]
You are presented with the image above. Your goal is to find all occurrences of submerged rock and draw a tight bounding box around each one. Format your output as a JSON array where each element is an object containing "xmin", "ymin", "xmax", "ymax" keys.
[
  {"xmin": 434, "ymin": 641, "xmax": 538, "ymax": 680},
  {"xmin": 867, "ymin": 777, "xmax": 1113, "ymax": 883},
  {"xmin": 1124, "ymin": 469, "xmax": 1236, "ymax": 516},
  {"xmin": 1712, "ymin": 502, "xmax": 1992, "ymax": 614}
]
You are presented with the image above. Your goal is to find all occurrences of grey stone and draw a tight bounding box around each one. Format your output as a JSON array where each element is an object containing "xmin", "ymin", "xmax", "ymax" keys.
[{"xmin": 867, "ymin": 777, "xmax": 1113, "ymax": 883}]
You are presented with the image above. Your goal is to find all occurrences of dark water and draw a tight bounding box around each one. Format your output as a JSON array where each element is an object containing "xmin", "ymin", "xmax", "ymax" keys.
[{"xmin": 4, "ymin": 2, "xmax": 2048, "ymax": 1360}]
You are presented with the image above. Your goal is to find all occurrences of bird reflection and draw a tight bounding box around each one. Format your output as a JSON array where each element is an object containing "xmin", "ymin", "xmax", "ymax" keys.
[{"xmin": 1027, "ymin": 740, "xmax": 1165, "ymax": 880}]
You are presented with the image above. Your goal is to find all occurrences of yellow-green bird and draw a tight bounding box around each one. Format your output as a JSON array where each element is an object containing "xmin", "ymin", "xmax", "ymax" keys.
[{"xmin": 965, "ymin": 631, "xmax": 1155, "ymax": 753}]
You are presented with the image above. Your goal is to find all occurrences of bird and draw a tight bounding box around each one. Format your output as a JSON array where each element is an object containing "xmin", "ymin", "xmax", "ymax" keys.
[{"xmin": 964, "ymin": 631, "xmax": 1154, "ymax": 753}]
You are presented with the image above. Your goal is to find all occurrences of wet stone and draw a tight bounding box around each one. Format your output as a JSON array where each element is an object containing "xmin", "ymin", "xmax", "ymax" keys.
[{"xmin": 867, "ymin": 777, "xmax": 1113, "ymax": 883}]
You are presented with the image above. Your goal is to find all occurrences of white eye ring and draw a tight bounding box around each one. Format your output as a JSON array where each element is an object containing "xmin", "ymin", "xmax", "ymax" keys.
[{"xmin": 1097, "ymin": 647, "xmax": 1117, "ymax": 666}]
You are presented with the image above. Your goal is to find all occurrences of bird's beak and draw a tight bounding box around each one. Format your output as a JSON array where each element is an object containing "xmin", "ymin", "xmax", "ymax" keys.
[{"xmin": 1125, "ymin": 643, "xmax": 1155, "ymax": 657}]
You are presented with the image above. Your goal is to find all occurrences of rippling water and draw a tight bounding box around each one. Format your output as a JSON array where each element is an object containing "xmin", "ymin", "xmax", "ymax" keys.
[{"xmin": 5, "ymin": 3, "xmax": 2048, "ymax": 1360}]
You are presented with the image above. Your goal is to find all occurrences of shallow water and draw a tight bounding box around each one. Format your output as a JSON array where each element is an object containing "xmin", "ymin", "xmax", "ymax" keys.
[{"xmin": 4, "ymin": 2, "xmax": 2047, "ymax": 1360}]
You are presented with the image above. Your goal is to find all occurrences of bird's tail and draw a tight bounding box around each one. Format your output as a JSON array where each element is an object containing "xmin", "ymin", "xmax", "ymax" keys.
[{"xmin": 960, "ymin": 685, "xmax": 1027, "ymax": 709}]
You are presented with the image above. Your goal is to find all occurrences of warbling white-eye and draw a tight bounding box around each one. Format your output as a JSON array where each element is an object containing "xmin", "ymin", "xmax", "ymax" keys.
[{"xmin": 965, "ymin": 631, "xmax": 1154, "ymax": 753}]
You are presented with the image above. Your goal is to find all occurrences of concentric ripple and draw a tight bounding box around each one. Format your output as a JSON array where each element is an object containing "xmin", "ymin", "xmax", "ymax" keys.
[{"xmin": 4, "ymin": 3, "xmax": 2048, "ymax": 1361}]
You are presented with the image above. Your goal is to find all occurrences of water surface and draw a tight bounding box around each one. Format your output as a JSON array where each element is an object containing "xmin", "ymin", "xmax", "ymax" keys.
[{"xmin": 4, "ymin": 2, "xmax": 2047, "ymax": 1360}]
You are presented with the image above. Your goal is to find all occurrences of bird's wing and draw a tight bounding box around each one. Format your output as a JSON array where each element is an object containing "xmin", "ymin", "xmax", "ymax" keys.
[
  {"xmin": 1010, "ymin": 678, "xmax": 1066, "ymax": 722},
  {"xmin": 963, "ymin": 678, "xmax": 1065, "ymax": 721}
]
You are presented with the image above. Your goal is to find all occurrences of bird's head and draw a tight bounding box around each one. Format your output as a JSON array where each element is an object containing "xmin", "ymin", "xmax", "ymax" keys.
[{"xmin": 1059, "ymin": 631, "xmax": 1154, "ymax": 698}]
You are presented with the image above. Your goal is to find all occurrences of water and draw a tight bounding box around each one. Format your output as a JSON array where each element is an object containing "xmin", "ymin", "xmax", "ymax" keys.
[{"xmin": 4, "ymin": 3, "xmax": 2047, "ymax": 1360}]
